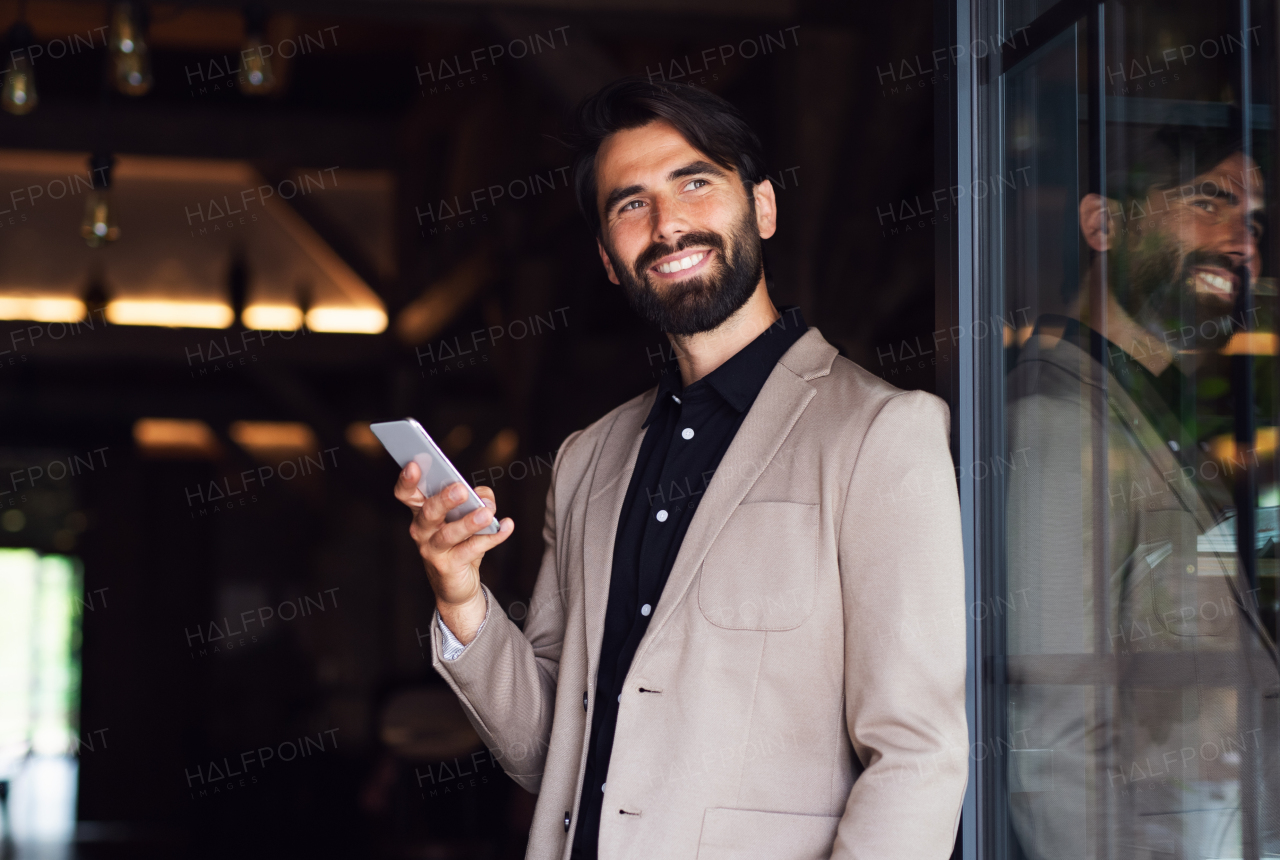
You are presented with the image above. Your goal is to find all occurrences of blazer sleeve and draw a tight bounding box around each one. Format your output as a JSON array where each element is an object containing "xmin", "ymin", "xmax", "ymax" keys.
[
  {"xmin": 831, "ymin": 390, "xmax": 969, "ymax": 859},
  {"xmin": 428, "ymin": 429, "xmax": 583, "ymax": 794}
]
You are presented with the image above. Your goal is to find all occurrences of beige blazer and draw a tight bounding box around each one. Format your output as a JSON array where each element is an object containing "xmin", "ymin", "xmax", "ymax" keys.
[
  {"xmin": 1005, "ymin": 331, "xmax": 1280, "ymax": 860},
  {"xmin": 430, "ymin": 328, "xmax": 969, "ymax": 860}
]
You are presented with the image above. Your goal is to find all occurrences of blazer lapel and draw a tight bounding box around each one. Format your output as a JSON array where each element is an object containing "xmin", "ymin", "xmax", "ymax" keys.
[
  {"xmin": 1105, "ymin": 379, "xmax": 1211, "ymax": 526},
  {"xmin": 632, "ymin": 359, "xmax": 818, "ymax": 666},
  {"xmin": 581, "ymin": 391, "xmax": 654, "ymax": 681},
  {"xmin": 1037, "ymin": 337, "xmax": 1211, "ymax": 528}
]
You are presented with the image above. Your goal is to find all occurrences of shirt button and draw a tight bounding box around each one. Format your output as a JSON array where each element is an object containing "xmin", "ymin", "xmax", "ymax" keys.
[
  {"xmin": 656, "ymin": 509, "xmax": 668, "ymax": 522},
  {"xmin": 671, "ymin": 394, "xmax": 681, "ymax": 404},
  {"xmin": 617, "ymin": 693, "xmax": 622, "ymax": 703},
  {"xmin": 602, "ymin": 783, "xmax": 607, "ymax": 792},
  {"xmin": 681, "ymin": 427, "xmax": 694, "ymax": 440},
  {"xmin": 641, "ymin": 603, "xmax": 652, "ymax": 616}
]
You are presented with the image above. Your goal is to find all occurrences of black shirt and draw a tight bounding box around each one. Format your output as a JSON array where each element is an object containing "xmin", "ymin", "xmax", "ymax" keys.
[
  {"xmin": 569, "ymin": 306, "xmax": 808, "ymax": 859},
  {"xmin": 1030, "ymin": 314, "xmax": 1231, "ymax": 516}
]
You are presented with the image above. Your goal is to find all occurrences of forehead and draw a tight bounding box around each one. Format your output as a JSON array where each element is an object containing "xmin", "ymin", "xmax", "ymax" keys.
[
  {"xmin": 1188, "ymin": 152, "xmax": 1264, "ymax": 205},
  {"xmin": 595, "ymin": 120, "xmax": 708, "ymax": 203}
]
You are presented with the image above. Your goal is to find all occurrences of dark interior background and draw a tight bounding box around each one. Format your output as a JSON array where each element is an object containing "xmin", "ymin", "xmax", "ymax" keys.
[{"xmin": 0, "ymin": 0, "xmax": 943, "ymax": 856}]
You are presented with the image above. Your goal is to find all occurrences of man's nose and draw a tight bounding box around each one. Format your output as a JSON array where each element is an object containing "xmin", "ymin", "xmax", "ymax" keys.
[
  {"xmin": 1220, "ymin": 214, "xmax": 1261, "ymax": 277},
  {"xmin": 650, "ymin": 196, "xmax": 691, "ymax": 244}
]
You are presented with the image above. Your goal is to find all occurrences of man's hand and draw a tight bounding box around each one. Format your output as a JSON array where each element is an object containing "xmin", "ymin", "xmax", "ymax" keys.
[{"xmin": 394, "ymin": 462, "xmax": 514, "ymax": 644}]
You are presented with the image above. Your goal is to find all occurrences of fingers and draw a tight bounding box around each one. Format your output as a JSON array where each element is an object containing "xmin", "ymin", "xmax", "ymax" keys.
[
  {"xmin": 393, "ymin": 462, "xmax": 424, "ymax": 507},
  {"xmin": 473, "ymin": 484, "xmax": 498, "ymax": 519},
  {"xmin": 397, "ymin": 466, "xmax": 468, "ymax": 527},
  {"xmin": 432, "ymin": 502, "xmax": 498, "ymax": 549},
  {"xmin": 450, "ymin": 517, "xmax": 515, "ymax": 566},
  {"xmin": 398, "ymin": 473, "xmax": 506, "ymax": 570}
]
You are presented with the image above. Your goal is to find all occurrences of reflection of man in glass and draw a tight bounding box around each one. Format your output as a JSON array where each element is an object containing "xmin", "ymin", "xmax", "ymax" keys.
[{"xmin": 1006, "ymin": 120, "xmax": 1280, "ymax": 860}]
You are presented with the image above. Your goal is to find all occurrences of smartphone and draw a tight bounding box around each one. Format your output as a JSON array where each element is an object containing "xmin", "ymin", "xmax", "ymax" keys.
[{"xmin": 370, "ymin": 418, "xmax": 500, "ymax": 535}]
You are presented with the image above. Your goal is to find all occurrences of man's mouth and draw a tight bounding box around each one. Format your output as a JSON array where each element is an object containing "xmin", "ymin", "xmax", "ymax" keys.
[
  {"xmin": 1191, "ymin": 266, "xmax": 1238, "ymax": 300},
  {"xmin": 650, "ymin": 249, "xmax": 713, "ymax": 279}
]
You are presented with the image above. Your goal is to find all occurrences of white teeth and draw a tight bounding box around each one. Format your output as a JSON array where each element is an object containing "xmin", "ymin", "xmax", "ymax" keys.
[
  {"xmin": 657, "ymin": 251, "xmax": 706, "ymax": 274},
  {"xmin": 1196, "ymin": 271, "xmax": 1233, "ymax": 294}
]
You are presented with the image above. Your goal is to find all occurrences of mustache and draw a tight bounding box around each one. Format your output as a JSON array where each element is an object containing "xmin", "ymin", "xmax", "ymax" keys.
[
  {"xmin": 1180, "ymin": 250, "xmax": 1241, "ymax": 278},
  {"xmin": 633, "ymin": 231, "xmax": 727, "ymax": 278}
]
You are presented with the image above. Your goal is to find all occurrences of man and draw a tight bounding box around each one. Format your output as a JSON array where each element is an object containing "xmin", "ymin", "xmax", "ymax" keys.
[
  {"xmin": 394, "ymin": 78, "xmax": 967, "ymax": 860},
  {"xmin": 1005, "ymin": 120, "xmax": 1280, "ymax": 860}
]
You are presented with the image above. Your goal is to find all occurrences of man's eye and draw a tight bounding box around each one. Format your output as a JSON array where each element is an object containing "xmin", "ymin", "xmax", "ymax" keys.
[
  {"xmin": 1190, "ymin": 199, "xmax": 1216, "ymax": 213},
  {"xmin": 619, "ymin": 200, "xmax": 644, "ymax": 213},
  {"xmin": 683, "ymin": 178, "xmax": 709, "ymax": 192}
]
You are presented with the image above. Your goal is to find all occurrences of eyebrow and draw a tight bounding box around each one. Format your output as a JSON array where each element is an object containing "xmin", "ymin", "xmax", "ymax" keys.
[
  {"xmin": 603, "ymin": 183, "xmax": 644, "ymax": 215},
  {"xmin": 1190, "ymin": 185, "xmax": 1271, "ymax": 223},
  {"xmin": 669, "ymin": 160, "xmax": 729, "ymax": 181},
  {"xmin": 602, "ymin": 160, "xmax": 730, "ymax": 216},
  {"xmin": 1196, "ymin": 187, "xmax": 1242, "ymax": 207}
]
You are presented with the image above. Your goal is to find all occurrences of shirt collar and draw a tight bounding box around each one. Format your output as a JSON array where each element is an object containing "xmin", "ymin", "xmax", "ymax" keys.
[
  {"xmin": 643, "ymin": 306, "xmax": 807, "ymax": 428},
  {"xmin": 1031, "ymin": 312, "xmax": 1188, "ymax": 440},
  {"xmin": 1034, "ymin": 313, "xmax": 1175, "ymax": 390}
]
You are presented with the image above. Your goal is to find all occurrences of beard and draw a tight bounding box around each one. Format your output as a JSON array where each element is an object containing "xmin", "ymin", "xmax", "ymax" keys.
[
  {"xmin": 603, "ymin": 203, "xmax": 763, "ymax": 335},
  {"xmin": 1111, "ymin": 234, "xmax": 1242, "ymax": 353}
]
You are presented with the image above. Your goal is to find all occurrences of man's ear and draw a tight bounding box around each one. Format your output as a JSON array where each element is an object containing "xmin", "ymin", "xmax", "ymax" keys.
[
  {"xmin": 596, "ymin": 238, "xmax": 621, "ymax": 285},
  {"xmin": 1079, "ymin": 193, "xmax": 1117, "ymax": 252},
  {"xmin": 753, "ymin": 178, "xmax": 778, "ymax": 240}
]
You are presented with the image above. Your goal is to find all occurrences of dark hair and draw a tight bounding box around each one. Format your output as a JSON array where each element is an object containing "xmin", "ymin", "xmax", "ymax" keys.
[
  {"xmin": 1105, "ymin": 112, "xmax": 1244, "ymax": 206},
  {"xmin": 568, "ymin": 77, "xmax": 767, "ymax": 236}
]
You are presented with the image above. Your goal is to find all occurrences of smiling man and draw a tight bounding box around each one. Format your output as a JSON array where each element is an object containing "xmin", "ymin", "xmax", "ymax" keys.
[
  {"xmin": 395, "ymin": 78, "xmax": 968, "ymax": 860},
  {"xmin": 1005, "ymin": 120, "xmax": 1280, "ymax": 859}
]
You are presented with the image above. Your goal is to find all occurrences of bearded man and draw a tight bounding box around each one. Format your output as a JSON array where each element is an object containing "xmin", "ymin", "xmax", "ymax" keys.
[
  {"xmin": 1005, "ymin": 121, "xmax": 1280, "ymax": 860},
  {"xmin": 394, "ymin": 78, "xmax": 968, "ymax": 860}
]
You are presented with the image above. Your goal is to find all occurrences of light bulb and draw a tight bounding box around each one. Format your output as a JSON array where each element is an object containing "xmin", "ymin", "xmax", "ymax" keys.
[
  {"xmin": 81, "ymin": 191, "xmax": 120, "ymax": 247},
  {"xmin": 110, "ymin": 4, "xmax": 152, "ymax": 96},
  {"xmin": 2, "ymin": 23, "xmax": 38, "ymax": 115},
  {"xmin": 2, "ymin": 56, "xmax": 37, "ymax": 115},
  {"xmin": 239, "ymin": 6, "xmax": 277, "ymax": 97},
  {"xmin": 240, "ymin": 33, "xmax": 276, "ymax": 95}
]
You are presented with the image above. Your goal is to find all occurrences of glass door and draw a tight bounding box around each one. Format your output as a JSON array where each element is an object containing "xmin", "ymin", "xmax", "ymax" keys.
[{"xmin": 969, "ymin": 0, "xmax": 1280, "ymax": 858}]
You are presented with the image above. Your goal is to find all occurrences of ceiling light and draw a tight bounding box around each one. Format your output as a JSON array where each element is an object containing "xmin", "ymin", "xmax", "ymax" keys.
[
  {"xmin": 106, "ymin": 300, "xmax": 234, "ymax": 328},
  {"xmin": 239, "ymin": 5, "xmax": 277, "ymax": 96},
  {"xmin": 345, "ymin": 422, "xmax": 382, "ymax": 457},
  {"xmin": 242, "ymin": 304, "xmax": 303, "ymax": 330},
  {"xmin": 1220, "ymin": 331, "xmax": 1279, "ymax": 356},
  {"xmin": 485, "ymin": 428, "xmax": 518, "ymax": 465},
  {"xmin": 305, "ymin": 306, "xmax": 387, "ymax": 334},
  {"xmin": 81, "ymin": 153, "xmax": 120, "ymax": 247},
  {"xmin": 2, "ymin": 22, "xmax": 38, "ymax": 115},
  {"xmin": 134, "ymin": 418, "xmax": 221, "ymax": 458},
  {"xmin": 441, "ymin": 424, "xmax": 472, "ymax": 455},
  {"xmin": 0, "ymin": 296, "xmax": 88, "ymax": 322},
  {"xmin": 110, "ymin": 3, "xmax": 152, "ymax": 96},
  {"xmin": 1209, "ymin": 427, "xmax": 1278, "ymax": 464},
  {"xmin": 229, "ymin": 421, "xmax": 318, "ymax": 456}
]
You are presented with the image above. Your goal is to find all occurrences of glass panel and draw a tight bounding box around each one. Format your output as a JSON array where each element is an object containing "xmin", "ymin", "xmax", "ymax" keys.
[
  {"xmin": 1004, "ymin": 0, "xmax": 1062, "ymax": 38},
  {"xmin": 0, "ymin": 549, "xmax": 84, "ymax": 761},
  {"xmin": 0, "ymin": 549, "xmax": 84, "ymax": 852},
  {"xmin": 981, "ymin": 1, "xmax": 1280, "ymax": 858}
]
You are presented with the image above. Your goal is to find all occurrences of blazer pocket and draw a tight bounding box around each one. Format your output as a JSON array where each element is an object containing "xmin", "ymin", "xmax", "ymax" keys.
[
  {"xmin": 697, "ymin": 807, "xmax": 840, "ymax": 860},
  {"xmin": 1133, "ymin": 507, "xmax": 1231, "ymax": 637},
  {"xmin": 698, "ymin": 501, "xmax": 817, "ymax": 631}
]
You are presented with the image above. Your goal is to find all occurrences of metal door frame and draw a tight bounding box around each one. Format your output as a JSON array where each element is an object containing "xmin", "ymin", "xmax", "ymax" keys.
[{"xmin": 948, "ymin": 1, "xmax": 1263, "ymax": 859}]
